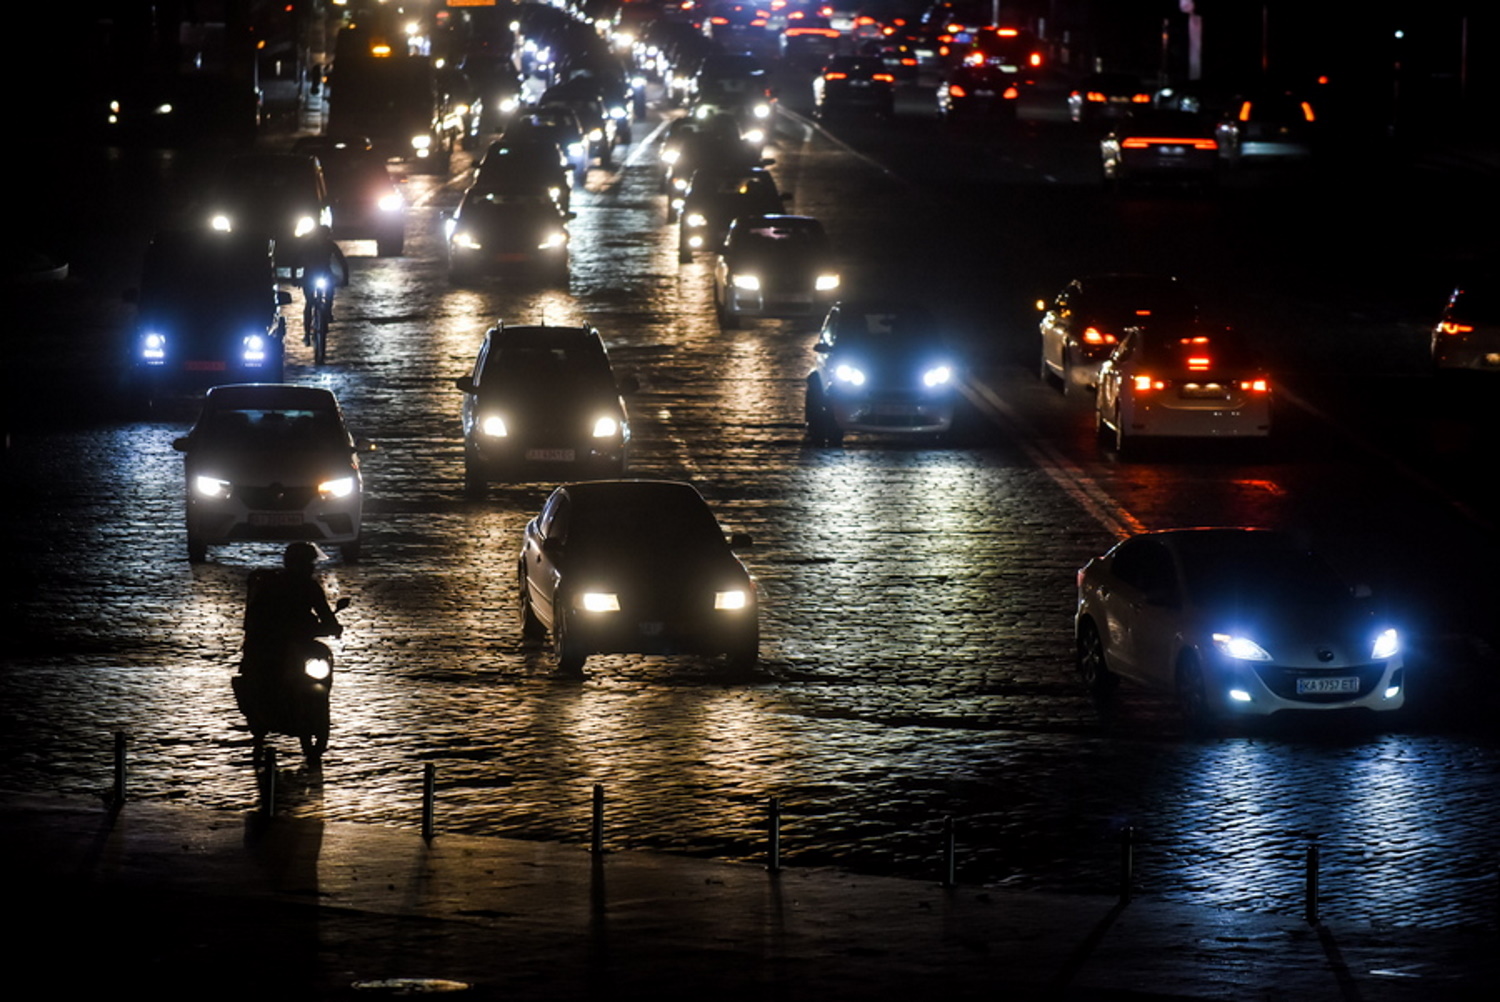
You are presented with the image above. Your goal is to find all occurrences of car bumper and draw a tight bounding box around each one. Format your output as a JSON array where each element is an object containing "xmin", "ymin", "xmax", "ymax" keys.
[
  {"xmin": 723, "ymin": 286, "xmax": 836, "ymax": 319},
  {"xmin": 469, "ymin": 437, "xmax": 626, "ymax": 479},
  {"xmin": 187, "ymin": 494, "xmax": 363, "ymax": 546},
  {"xmin": 567, "ymin": 607, "xmax": 757, "ymax": 658},
  {"xmin": 1207, "ymin": 654, "xmax": 1406, "ymax": 715},
  {"xmin": 1120, "ymin": 396, "xmax": 1271, "ymax": 438},
  {"xmin": 829, "ymin": 392, "xmax": 956, "ymax": 434}
]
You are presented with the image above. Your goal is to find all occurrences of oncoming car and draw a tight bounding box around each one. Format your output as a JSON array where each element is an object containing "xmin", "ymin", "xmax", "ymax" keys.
[
  {"xmin": 445, "ymin": 188, "xmax": 574, "ymax": 283},
  {"xmin": 517, "ymin": 480, "xmax": 759, "ymax": 672},
  {"xmin": 455, "ymin": 323, "xmax": 633, "ymax": 493},
  {"xmin": 805, "ymin": 302, "xmax": 961, "ymax": 444},
  {"xmin": 714, "ymin": 214, "xmax": 840, "ymax": 328},
  {"xmin": 173, "ymin": 384, "xmax": 372, "ymax": 563},
  {"xmin": 1075, "ymin": 528, "xmax": 1406, "ymax": 724},
  {"xmin": 1095, "ymin": 325, "xmax": 1271, "ymax": 455}
]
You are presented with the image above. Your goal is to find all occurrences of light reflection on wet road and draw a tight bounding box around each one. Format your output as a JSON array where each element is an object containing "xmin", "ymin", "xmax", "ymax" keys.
[{"xmin": 5, "ymin": 105, "xmax": 1499, "ymax": 933}]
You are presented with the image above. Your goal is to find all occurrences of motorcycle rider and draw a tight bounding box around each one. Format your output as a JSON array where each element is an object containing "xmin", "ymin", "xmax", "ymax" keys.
[{"xmin": 241, "ymin": 541, "xmax": 343, "ymax": 676}]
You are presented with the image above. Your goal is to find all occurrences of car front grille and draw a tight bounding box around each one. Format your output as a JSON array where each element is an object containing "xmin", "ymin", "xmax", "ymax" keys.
[
  {"xmin": 1253, "ymin": 662, "xmax": 1387, "ymax": 702},
  {"xmin": 239, "ymin": 485, "xmax": 316, "ymax": 510}
]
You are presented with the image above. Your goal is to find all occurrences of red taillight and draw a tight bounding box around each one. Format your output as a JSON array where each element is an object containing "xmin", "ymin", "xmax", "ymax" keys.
[
  {"xmin": 1132, "ymin": 93, "xmax": 1151, "ymax": 103},
  {"xmin": 1081, "ymin": 327, "xmax": 1117, "ymax": 346},
  {"xmin": 1029, "ymin": 52, "xmax": 1042, "ymax": 68},
  {"xmin": 1085, "ymin": 91, "xmax": 1105, "ymax": 103},
  {"xmin": 1241, "ymin": 379, "xmax": 1270, "ymax": 393},
  {"xmin": 1186, "ymin": 356, "xmax": 1211, "ymax": 370},
  {"xmin": 824, "ymin": 72, "xmax": 848, "ymax": 81},
  {"xmin": 1004, "ymin": 86, "xmax": 1019, "ymax": 100},
  {"xmin": 948, "ymin": 85, "xmax": 967, "ymax": 98},
  {"xmin": 1132, "ymin": 375, "xmax": 1161, "ymax": 392},
  {"xmin": 873, "ymin": 73, "xmax": 895, "ymax": 83},
  {"xmin": 1438, "ymin": 321, "xmax": 1474, "ymax": 335},
  {"xmin": 1301, "ymin": 101, "xmax": 1316, "ymax": 122}
]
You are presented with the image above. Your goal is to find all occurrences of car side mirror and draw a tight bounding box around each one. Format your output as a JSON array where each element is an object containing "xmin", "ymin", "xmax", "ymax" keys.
[
  {"xmin": 541, "ymin": 536, "xmax": 564, "ymax": 555},
  {"xmin": 455, "ymin": 375, "xmax": 476, "ymax": 393}
]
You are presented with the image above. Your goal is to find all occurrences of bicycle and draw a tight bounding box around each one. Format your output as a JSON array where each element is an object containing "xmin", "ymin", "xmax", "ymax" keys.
[{"xmin": 303, "ymin": 274, "xmax": 332, "ymax": 366}]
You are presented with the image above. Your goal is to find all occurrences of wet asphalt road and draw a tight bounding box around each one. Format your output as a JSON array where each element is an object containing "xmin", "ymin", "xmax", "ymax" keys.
[{"xmin": 5, "ymin": 85, "xmax": 1500, "ymax": 933}]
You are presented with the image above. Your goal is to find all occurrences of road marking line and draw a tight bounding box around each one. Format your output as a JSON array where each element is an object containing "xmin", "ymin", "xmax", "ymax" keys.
[{"xmin": 962, "ymin": 380, "xmax": 1145, "ymax": 541}]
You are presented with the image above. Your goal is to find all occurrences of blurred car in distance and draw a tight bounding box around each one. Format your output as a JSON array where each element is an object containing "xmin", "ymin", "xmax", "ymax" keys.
[
  {"xmin": 1037, "ymin": 273, "xmax": 1197, "ymax": 394},
  {"xmin": 455, "ymin": 323, "xmax": 633, "ymax": 493},
  {"xmin": 445, "ymin": 188, "xmax": 574, "ymax": 283},
  {"xmin": 206, "ymin": 153, "xmax": 332, "ymax": 276},
  {"xmin": 1068, "ymin": 72, "xmax": 1151, "ymax": 124},
  {"xmin": 805, "ymin": 301, "xmax": 961, "ymax": 444},
  {"xmin": 517, "ymin": 480, "xmax": 759, "ymax": 672},
  {"xmin": 173, "ymin": 383, "xmax": 371, "ymax": 563},
  {"xmin": 1216, "ymin": 88, "xmax": 1321, "ymax": 163},
  {"xmin": 937, "ymin": 64, "xmax": 1020, "ymax": 122},
  {"xmin": 813, "ymin": 56, "xmax": 896, "ymax": 118},
  {"xmin": 678, "ymin": 165, "xmax": 786, "ymax": 262},
  {"xmin": 292, "ymin": 136, "xmax": 406, "ymax": 256},
  {"xmin": 1095, "ymin": 324, "xmax": 1271, "ymax": 455},
  {"xmin": 1431, "ymin": 284, "xmax": 1500, "ymax": 372},
  {"xmin": 1075, "ymin": 528, "xmax": 1405, "ymax": 724},
  {"xmin": 1101, "ymin": 110, "xmax": 1221, "ymax": 188}
]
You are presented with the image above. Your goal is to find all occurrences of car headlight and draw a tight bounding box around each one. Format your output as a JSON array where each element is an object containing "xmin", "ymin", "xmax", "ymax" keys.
[
  {"xmin": 411, "ymin": 133, "xmax": 432, "ymax": 151},
  {"xmin": 732, "ymin": 273, "xmax": 760, "ymax": 291},
  {"xmin": 715, "ymin": 589, "xmax": 749, "ymax": 610},
  {"xmin": 210, "ymin": 214, "xmax": 232, "ymax": 232},
  {"xmin": 833, "ymin": 363, "xmax": 866, "ymax": 386},
  {"xmin": 753, "ymin": 103, "xmax": 772, "ymax": 119},
  {"xmin": 538, "ymin": 230, "xmax": 568, "ymax": 250},
  {"xmin": 592, "ymin": 416, "xmax": 620, "ymax": 438},
  {"xmin": 481, "ymin": 415, "xmax": 508, "ymax": 437},
  {"xmin": 588, "ymin": 127, "xmax": 605, "ymax": 142},
  {"xmin": 1212, "ymin": 633, "xmax": 1273, "ymax": 661},
  {"xmin": 685, "ymin": 212, "xmax": 707, "ymax": 228},
  {"xmin": 922, "ymin": 365, "xmax": 953, "ymax": 387},
  {"xmin": 378, "ymin": 192, "xmax": 404, "ymax": 213},
  {"xmin": 319, "ymin": 476, "xmax": 356, "ymax": 499},
  {"xmin": 194, "ymin": 475, "xmax": 232, "ymax": 499},
  {"xmin": 452, "ymin": 230, "xmax": 481, "ymax": 250},
  {"xmin": 1371, "ymin": 628, "xmax": 1399, "ymax": 660},
  {"xmin": 815, "ymin": 274, "xmax": 841, "ymax": 292},
  {"xmin": 141, "ymin": 332, "xmax": 166, "ymax": 362},
  {"xmin": 742, "ymin": 127, "xmax": 766, "ymax": 145},
  {"xmin": 294, "ymin": 215, "xmax": 317, "ymax": 238},
  {"xmin": 304, "ymin": 657, "xmax": 332, "ymax": 681},
  {"xmin": 568, "ymin": 142, "xmax": 585, "ymax": 158},
  {"xmin": 581, "ymin": 592, "xmax": 620, "ymax": 612},
  {"xmin": 241, "ymin": 334, "xmax": 268, "ymax": 364}
]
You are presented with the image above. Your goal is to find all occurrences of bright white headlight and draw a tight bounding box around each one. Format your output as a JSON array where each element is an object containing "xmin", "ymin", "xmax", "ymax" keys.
[
  {"xmin": 318, "ymin": 476, "xmax": 355, "ymax": 499},
  {"xmin": 715, "ymin": 589, "xmax": 748, "ymax": 610},
  {"xmin": 1212, "ymin": 633, "xmax": 1272, "ymax": 661},
  {"xmin": 481, "ymin": 415, "xmax": 507, "ymax": 437},
  {"xmin": 732, "ymin": 273, "xmax": 760, "ymax": 291},
  {"xmin": 1371, "ymin": 628, "xmax": 1399, "ymax": 660},
  {"xmin": 304, "ymin": 657, "xmax": 332, "ymax": 680},
  {"xmin": 294, "ymin": 215, "xmax": 317, "ymax": 238},
  {"xmin": 581, "ymin": 592, "xmax": 620, "ymax": 612},
  {"xmin": 194, "ymin": 476, "xmax": 232, "ymax": 499},
  {"xmin": 923, "ymin": 365, "xmax": 953, "ymax": 387},
  {"xmin": 592, "ymin": 416, "xmax": 619, "ymax": 438},
  {"xmin": 834, "ymin": 364, "xmax": 866, "ymax": 386},
  {"xmin": 211, "ymin": 214, "xmax": 232, "ymax": 232},
  {"xmin": 815, "ymin": 274, "xmax": 840, "ymax": 291}
]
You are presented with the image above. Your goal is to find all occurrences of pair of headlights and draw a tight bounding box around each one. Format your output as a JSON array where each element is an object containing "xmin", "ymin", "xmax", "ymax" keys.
[
  {"xmin": 579, "ymin": 589, "xmax": 750, "ymax": 612},
  {"xmin": 1212, "ymin": 628, "xmax": 1399, "ymax": 662},
  {"xmin": 731, "ymin": 274, "xmax": 840, "ymax": 292},
  {"xmin": 481, "ymin": 416, "xmax": 620, "ymax": 439},
  {"xmin": 192, "ymin": 475, "xmax": 355, "ymax": 501}
]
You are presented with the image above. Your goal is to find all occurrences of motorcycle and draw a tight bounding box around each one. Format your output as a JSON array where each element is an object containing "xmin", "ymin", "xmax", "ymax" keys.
[{"xmin": 234, "ymin": 580, "xmax": 349, "ymax": 763}]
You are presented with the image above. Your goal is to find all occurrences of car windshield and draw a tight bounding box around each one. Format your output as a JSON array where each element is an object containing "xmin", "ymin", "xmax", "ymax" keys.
[
  {"xmin": 837, "ymin": 308, "xmax": 936, "ymax": 341},
  {"xmin": 1181, "ymin": 545, "xmax": 1353, "ymax": 608},
  {"xmin": 197, "ymin": 407, "xmax": 348, "ymax": 450},
  {"xmin": 732, "ymin": 221, "xmax": 829, "ymax": 260},
  {"xmin": 568, "ymin": 490, "xmax": 728, "ymax": 558},
  {"xmin": 1136, "ymin": 329, "xmax": 1256, "ymax": 369},
  {"xmin": 485, "ymin": 345, "xmax": 613, "ymax": 393}
]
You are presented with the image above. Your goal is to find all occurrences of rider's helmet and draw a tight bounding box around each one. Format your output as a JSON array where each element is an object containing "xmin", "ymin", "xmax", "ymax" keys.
[{"xmin": 283, "ymin": 541, "xmax": 329, "ymax": 571}]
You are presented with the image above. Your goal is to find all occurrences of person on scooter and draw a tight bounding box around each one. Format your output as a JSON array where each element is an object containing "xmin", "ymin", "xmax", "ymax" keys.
[{"xmin": 241, "ymin": 541, "xmax": 343, "ymax": 675}]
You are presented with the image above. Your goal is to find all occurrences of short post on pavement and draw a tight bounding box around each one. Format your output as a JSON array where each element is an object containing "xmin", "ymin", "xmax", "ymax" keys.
[
  {"xmin": 767, "ymin": 796, "xmax": 781, "ymax": 873},
  {"xmin": 422, "ymin": 763, "xmax": 436, "ymax": 842},
  {"xmin": 590, "ymin": 783, "xmax": 605, "ymax": 855},
  {"xmin": 1305, "ymin": 841, "xmax": 1320, "ymax": 925},
  {"xmin": 942, "ymin": 816, "xmax": 956, "ymax": 887},
  {"xmin": 1119, "ymin": 825, "xmax": 1134, "ymax": 903},
  {"xmin": 111, "ymin": 731, "xmax": 128, "ymax": 806}
]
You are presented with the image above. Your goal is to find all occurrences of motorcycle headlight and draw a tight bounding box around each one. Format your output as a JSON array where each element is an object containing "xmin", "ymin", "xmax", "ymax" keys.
[
  {"xmin": 581, "ymin": 592, "xmax": 620, "ymax": 612},
  {"xmin": 294, "ymin": 215, "xmax": 317, "ymax": 238},
  {"xmin": 1371, "ymin": 628, "xmax": 1399, "ymax": 660},
  {"xmin": 304, "ymin": 657, "xmax": 332, "ymax": 681},
  {"xmin": 732, "ymin": 273, "xmax": 761, "ymax": 291},
  {"xmin": 319, "ymin": 476, "xmax": 356, "ymax": 499},
  {"xmin": 715, "ymin": 589, "xmax": 749, "ymax": 610},
  {"xmin": 592, "ymin": 416, "xmax": 620, "ymax": 438},
  {"xmin": 481, "ymin": 415, "xmax": 508, "ymax": 437},
  {"xmin": 194, "ymin": 475, "xmax": 232, "ymax": 499},
  {"xmin": 815, "ymin": 274, "xmax": 841, "ymax": 292},
  {"xmin": 753, "ymin": 103, "xmax": 772, "ymax": 119},
  {"xmin": 1212, "ymin": 633, "xmax": 1273, "ymax": 661}
]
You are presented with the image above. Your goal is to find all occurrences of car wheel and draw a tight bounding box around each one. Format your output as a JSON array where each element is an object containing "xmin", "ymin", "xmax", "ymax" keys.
[
  {"xmin": 555, "ymin": 608, "xmax": 586, "ymax": 673},
  {"xmin": 518, "ymin": 564, "xmax": 547, "ymax": 641},
  {"xmin": 1076, "ymin": 618, "xmax": 1116, "ymax": 691},
  {"xmin": 718, "ymin": 299, "xmax": 740, "ymax": 329},
  {"xmin": 725, "ymin": 627, "xmax": 759, "ymax": 671},
  {"xmin": 806, "ymin": 383, "xmax": 842, "ymax": 446},
  {"xmin": 1176, "ymin": 654, "xmax": 1216, "ymax": 729},
  {"xmin": 341, "ymin": 535, "xmax": 362, "ymax": 563},
  {"xmin": 187, "ymin": 535, "xmax": 208, "ymax": 564}
]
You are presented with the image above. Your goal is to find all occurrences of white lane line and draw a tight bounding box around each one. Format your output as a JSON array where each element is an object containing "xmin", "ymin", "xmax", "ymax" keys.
[{"xmin": 962, "ymin": 379, "xmax": 1146, "ymax": 541}]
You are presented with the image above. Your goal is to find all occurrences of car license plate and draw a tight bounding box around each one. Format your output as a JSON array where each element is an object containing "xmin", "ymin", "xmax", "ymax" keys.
[
  {"xmin": 525, "ymin": 448, "xmax": 576, "ymax": 462},
  {"xmin": 976, "ymin": 90, "xmax": 996, "ymax": 97},
  {"xmin": 249, "ymin": 512, "xmax": 304, "ymax": 527},
  {"xmin": 1296, "ymin": 676, "xmax": 1359, "ymax": 695},
  {"xmin": 1179, "ymin": 383, "xmax": 1229, "ymax": 399},
  {"xmin": 185, "ymin": 360, "xmax": 228, "ymax": 372}
]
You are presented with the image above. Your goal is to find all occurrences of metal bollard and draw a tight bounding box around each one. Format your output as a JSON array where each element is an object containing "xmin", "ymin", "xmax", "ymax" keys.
[
  {"xmin": 590, "ymin": 783, "xmax": 605, "ymax": 855},
  {"xmin": 264, "ymin": 746, "xmax": 277, "ymax": 815},
  {"xmin": 767, "ymin": 796, "xmax": 781, "ymax": 873},
  {"xmin": 111, "ymin": 731, "xmax": 128, "ymax": 806},
  {"xmin": 1119, "ymin": 826, "xmax": 1134, "ymax": 903},
  {"xmin": 942, "ymin": 816, "xmax": 956, "ymax": 887},
  {"xmin": 1304, "ymin": 842, "xmax": 1320, "ymax": 925},
  {"xmin": 422, "ymin": 763, "xmax": 436, "ymax": 842}
]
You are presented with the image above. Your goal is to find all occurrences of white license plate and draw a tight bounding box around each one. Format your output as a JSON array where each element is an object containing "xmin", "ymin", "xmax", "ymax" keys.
[
  {"xmin": 1296, "ymin": 676, "xmax": 1359, "ymax": 695},
  {"xmin": 249, "ymin": 512, "xmax": 304, "ymax": 527},
  {"xmin": 525, "ymin": 448, "xmax": 576, "ymax": 462}
]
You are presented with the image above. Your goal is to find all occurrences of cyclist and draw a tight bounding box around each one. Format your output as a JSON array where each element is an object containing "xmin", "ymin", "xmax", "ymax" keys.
[{"xmin": 297, "ymin": 225, "xmax": 349, "ymax": 342}]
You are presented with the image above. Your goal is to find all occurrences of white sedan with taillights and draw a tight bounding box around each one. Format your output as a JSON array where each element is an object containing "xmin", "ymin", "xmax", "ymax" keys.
[
  {"xmin": 1075, "ymin": 528, "xmax": 1406, "ymax": 725},
  {"xmin": 1095, "ymin": 324, "xmax": 1271, "ymax": 455}
]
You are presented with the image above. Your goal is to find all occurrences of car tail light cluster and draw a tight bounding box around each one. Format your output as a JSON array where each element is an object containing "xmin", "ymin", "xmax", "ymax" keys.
[
  {"xmin": 1081, "ymin": 326, "xmax": 1117, "ymax": 346},
  {"xmin": 1121, "ymin": 137, "xmax": 1218, "ymax": 150},
  {"xmin": 1437, "ymin": 321, "xmax": 1473, "ymax": 335}
]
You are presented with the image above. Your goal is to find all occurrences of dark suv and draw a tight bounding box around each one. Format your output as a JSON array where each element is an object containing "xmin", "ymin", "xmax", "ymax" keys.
[{"xmin": 454, "ymin": 324, "xmax": 634, "ymax": 494}]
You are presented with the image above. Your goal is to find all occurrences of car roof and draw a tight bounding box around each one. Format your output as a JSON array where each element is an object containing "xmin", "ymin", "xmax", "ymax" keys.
[
  {"xmin": 490, "ymin": 324, "xmax": 602, "ymax": 349},
  {"xmin": 203, "ymin": 384, "xmax": 340, "ymax": 409},
  {"xmin": 561, "ymin": 480, "xmax": 717, "ymax": 522}
]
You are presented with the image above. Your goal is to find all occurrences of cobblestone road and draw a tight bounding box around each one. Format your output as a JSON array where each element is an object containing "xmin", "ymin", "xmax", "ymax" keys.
[{"xmin": 6, "ymin": 107, "xmax": 1499, "ymax": 933}]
